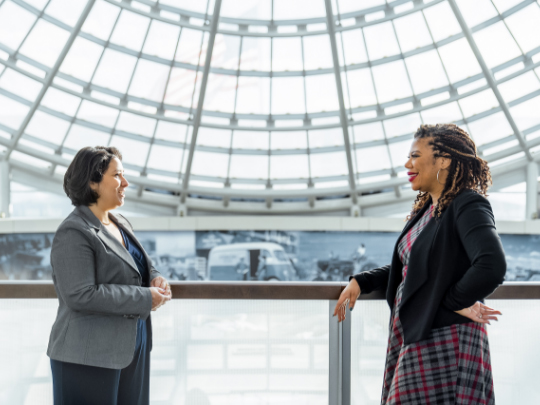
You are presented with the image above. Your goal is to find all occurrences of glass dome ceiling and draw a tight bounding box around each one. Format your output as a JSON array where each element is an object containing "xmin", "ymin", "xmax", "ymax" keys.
[{"xmin": 0, "ymin": 0, "xmax": 539, "ymax": 215}]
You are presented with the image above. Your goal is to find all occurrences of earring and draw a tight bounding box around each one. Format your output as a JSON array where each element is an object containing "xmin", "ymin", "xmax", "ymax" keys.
[{"xmin": 437, "ymin": 169, "xmax": 442, "ymax": 185}]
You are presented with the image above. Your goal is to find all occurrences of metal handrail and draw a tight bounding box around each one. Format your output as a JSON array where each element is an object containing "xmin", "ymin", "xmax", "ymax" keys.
[{"xmin": 0, "ymin": 281, "xmax": 539, "ymax": 300}]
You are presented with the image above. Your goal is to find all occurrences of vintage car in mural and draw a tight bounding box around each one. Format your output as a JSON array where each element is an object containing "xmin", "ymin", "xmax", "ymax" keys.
[{"xmin": 208, "ymin": 242, "xmax": 295, "ymax": 281}]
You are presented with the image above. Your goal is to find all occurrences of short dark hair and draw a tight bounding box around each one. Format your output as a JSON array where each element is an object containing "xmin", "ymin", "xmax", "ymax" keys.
[{"xmin": 63, "ymin": 146, "xmax": 122, "ymax": 206}]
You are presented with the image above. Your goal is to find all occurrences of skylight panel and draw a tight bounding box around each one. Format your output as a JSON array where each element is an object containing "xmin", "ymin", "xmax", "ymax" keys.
[
  {"xmin": 343, "ymin": 68, "xmax": 378, "ymax": 108},
  {"xmin": 305, "ymin": 74, "xmax": 339, "ymax": 113},
  {"xmin": 60, "ymin": 37, "xmax": 103, "ymax": 82},
  {"xmin": 371, "ymin": 60, "xmax": 413, "ymax": 104},
  {"xmin": 159, "ymin": 0, "xmax": 210, "ymax": 14},
  {"xmin": 420, "ymin": 102, "xmax": 463, "ymax": 124},
  {"xmin": 235, "ymin": 76, "xmax": 270, "ymax": 115},
  {"xmin": 142, "ymin": 20, "xmax": 181, "ymax": 60},
  {"xmin": 498, "ymin": 71, "xmax": 540, "ymax": 103},
  {"xmin": 454, "ymin": 0, "xmax": 498, "ymax": 28},
  {"xmin": 26, "ymin": 111, "xmax": 70, "ymax": 144},
  {"xmin": 351, "ymin": 122, "xmax": 385, "ymax": 142},
  {"xmin": 467, "ymin": 112, "xmax": 512, "ymax": 146},
  {"xmin": 355, "ymin": 145, "xmax": 391, "ymax": 172},
  {"xmin": 204, "ymin": 74, "xmax": 237, "ymax": 113},
  {"xmin": 229, "ymin": 154, "xmax": 268, "ymax": 179},
  {"xmin": 405, "ymin": 50, "xmax": 449, "ymax": 95},
  {"xmin": 0, "ymin": 69, "xmax": 42, "ymax": 101},
  {"xmin": 0, "ymin": 95, "xmax": 30, "ymax": 129},
  {"xmin": 191, "ymin": 150, "xmax": 230, "ymax": 177},
  {"xmin": 310, "ymin": 151, "xmax": 348, "ymax": 177},
  {"xmin": 423, "ymin": 2, "xmax": 461, "ymax": 42},
  {"xmin": 364, "ymin": 22, "xmax": 401, "ymax": 60},
  {"xmin": 270, "ymin": 154, "xmax": 309, "ymax": 179},
  {"xmin": 272, "ymin": 37, "xmax": 303, "ymax": 72},
  {"xmin": 438, "ymin": 38, "xmax": 482, "ymax": 83},
  {"xmin": 109, "ymin": 10, "xmax": 150, "ymax": 51},
  {"xmin": 232, "ymin": 130, "xmax": 269, "ymax": 150},
  {"xmin": 197, "ymin": 127, "xmax": 231, "ymax": 149},
  {"xmin": 109, "ymin": 135, "xmax": 149, "ymax": 166},
  {"xmin": 271, "ymin": 131, "xmax": 307, "ymax": 150},
  {"xmin": 77, "ymin": 99, "xmax": 119, "ymax": 128},
  {"xmin": 393, "ymin": 12, "xmax": 433, "ymax": 53},
  {"xmin": 164, "ymin": 67, "xmax": 197, "ymax": 108},
  {"xmin": 388, "ymin": 139, "xmax": 413, "ymax": 167},
  {"xmin": 458, "ymin": 89, "xmax": 499, "ymax": 118},
  {"xmin": 273, "ymin": 0, "xmax": 325, "ymax": 20},
  {"xmin": 473, "ymin": 22, "xmax": 521, "ymax": 69},
  {"xmin": 146, "ymin": 143, "xmax": 183, "ymax": 172},
  {"xmin": 81, "ymin": 0, "xmax": 121, "ymax": 41},
  {"xmin": 154, "ymin": 120, "xmax": 189, "ymax": 143},
  {"xmin": 504, "ymin": 4, "xmax": 540, "ymax": 54},
  {"xmin": 221, "ymin": 0, "xmax": 272, "ymax": 20},
  {"xmin": 19, "ymin": 19, "xmax": 69, "ymax": 68},
  {"xmin": 0, "ymin": 1, "xmax": 37, "ymax": 50},
  {"xmin": 45, "ymin": 0, "xmax": 87, "ymax": 27},
  {"xmin": 240, "ymin": 37, "xmax": 271, "ymax": 71},
  {"xmin": 128, "ymin": 59, "xmax": 170, "ymax": 102},
  {"xmin": 116, "ymin": 112, "xmax": 156, "ymax": 138},
  {"xmin": 92, "ymin": 49, "xmax": 138, "ymax": 94},
  {"xmin": 383, "ymin": 113, "xmax": 422, "ymax": 138},
  {"xmin": 41, "ymin": 88, "xmax": 81, "ymax": 116},
  {"xmin": 303, "ymin": 35, "xmax": 333, "ymax": 70},
  {"xmin": 509, "ymin": 95, "xmax": 540, "ymax": 131},
  {"xmin": 175, "ymin": 28, "xmax": 206, "ymax": 66},
  {"xmin": 309, "ymin": 128, "xmax": 344, "ymax": 148},
  {"xmin": 24, "ymin": 0, "xmax": 49, "ymax": 10},
  {"xmin": 212, "ymin": 34, "xmax": 241, "ymax": 70},
  {"xmin": 271, "ymin": 77, "xmax": 305, "ymax": 115},
  {"xmin": 63, "ymin": 124, "xmax": 110, "ymax": 150},
  {"xmin": 339, "ymin": 29, "xmax": 369, "ymax": 65},
  {"xmin": 337, "ymin": 0, "xmax": 386, "ymax": 14},
  {"xmin": 491, "ymin": 0, "xmax": 527, "ymax": 13}
]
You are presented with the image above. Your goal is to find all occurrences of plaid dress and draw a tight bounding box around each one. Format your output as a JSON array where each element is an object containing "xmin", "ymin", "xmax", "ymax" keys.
[{"xmin": 382, "ymin": 205, "xmax": 495, "ymax": 405}]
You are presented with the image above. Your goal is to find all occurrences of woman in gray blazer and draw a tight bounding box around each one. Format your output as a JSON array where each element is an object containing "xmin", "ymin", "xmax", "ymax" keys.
[{"xmin": 47, "ymin": 146, "xmax": 171, "ymax": 405}]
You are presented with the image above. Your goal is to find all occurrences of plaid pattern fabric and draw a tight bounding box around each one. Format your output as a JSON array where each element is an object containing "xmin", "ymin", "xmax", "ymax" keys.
[{"xmin": 382, "ymin": 205, "xmax": 495, "ymax": 405}]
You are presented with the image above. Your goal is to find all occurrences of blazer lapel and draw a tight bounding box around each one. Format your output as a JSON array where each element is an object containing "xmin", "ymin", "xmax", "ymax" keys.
[{"xmin": 110, "ymin": 213, "xmax": 153, "ymax": 274}]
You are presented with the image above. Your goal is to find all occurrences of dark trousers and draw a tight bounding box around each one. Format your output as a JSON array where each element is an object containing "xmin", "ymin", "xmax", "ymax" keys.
[{"xmin": 50, "ymin": 320, "xmax": 150, "ymax": 405}]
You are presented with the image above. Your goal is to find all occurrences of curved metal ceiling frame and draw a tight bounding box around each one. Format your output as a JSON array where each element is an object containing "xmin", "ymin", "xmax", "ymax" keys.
[{"xmin": 0, "ymin": 0, "xmax": 538, "ymax": 214}]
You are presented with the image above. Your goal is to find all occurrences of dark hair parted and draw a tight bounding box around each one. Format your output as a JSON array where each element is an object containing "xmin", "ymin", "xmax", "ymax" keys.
[
  {"xmin": 63, "ymin": 146, "xmax": 122, "ymax": 206},
  {"xmin": 408, "ymin": 124, "xmax": 491, "ymax": 220}
]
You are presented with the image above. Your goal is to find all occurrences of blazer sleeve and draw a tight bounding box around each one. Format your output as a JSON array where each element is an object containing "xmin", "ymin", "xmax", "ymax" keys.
[
  {"xmin": 350, "ymin": 264, "xmax": 390, "ymax": 295},
  {"xmin": 117, "ymin": 214, "xmax": 163, "ymax": 282},
  {"xmin": 441, "ymin": 192, "xmax": 506, "ymax": 311},
  {"xmin": 51, "ymin": 225, "xmax": 153, "ymax": 320}
]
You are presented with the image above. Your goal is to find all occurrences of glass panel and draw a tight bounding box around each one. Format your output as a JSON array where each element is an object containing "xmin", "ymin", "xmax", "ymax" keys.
[
  {"xmin": 77, "ymin": 100, "xmax": 119, "ymax": 128},
  {"xmin": 0, "ymin": 94, "xmax": 30, "ymax": 129},
  {"xmin": 454, "ymin": 0, "xmax": 498, "ymax": 27},
  {"xmin": 221, "ymin": 0, "xmax": 272, "ymax": 20},
  {"xmin": 273, "ymin": 0, "xmax": 325, "ymax": 20},
  {"xmin": 337, "ymin": 0, "xmax": 385, "ymax": 14},
  {"xmin": 309, "ymin": 128, "xmax": 344, "ymax": 149},
  {"xmin": 142, "ymin": 20, "xmax": 180, "ymax": 60},
  {"xmin": 352, "ymin": 122, "xmax": 385, "ymax": 143},
  {"xmin": 372, "ymin": 61, "xmax": 413, "ymax": 104},
  {"xmin": 41, "ymin": 88, "xmax": 81, "ymax": 117},
  {"xmin": 109, "ymin": 135, "xmax": 149, "ymax": 166},
  {"xmin": 229, "ymin": 154, "xmax": 268, "ymax": 179},
  {"xmin": 420, "ymin": 102, "xmax": 463, "ymax": 124},
  {"xmin": 197, "ymin": 127, "xmax": 231, "ymax": 149},
  {"xmin": 272, "ymin": 37, "xmax": 303, "ymax": 72},
  {"xmin": 339, "ymin": 30, "xmax": 369, "ymax": 66},
  {"xmin": 175, "ymin": 28, "xmax": 206, "ymax": 66},
  {"xmin": 467, "ymin": 112, "xmax": 512, "ymax": 146},
  {"xmin": 393, "ymin": 12, "xmax": 432, "ymax": 54},
  {"xmin": 405, "ymin": 50, "xmax": 449, "ymax": 95},
  {"xmin": 45, "ymin": 0, "xmax": 87, "ymax": 27},
  {"xmin": 0, "ymin": 69, "xmax": 42, "ymax": 101},
  {"xmin": 164, "ymin": 68, "xmax": 197, "ymax": 108},
  {"xmin": 423, "ymin": 1, "xmax": 461, "ymax": 43},
  {"xmin": 240, "ymin": 37, "xmax": 271, "ymax": 71},
  {"xmin": 388, "ymin": 139, "xmax": 412, "ymax": 168},
  {"xmin": 310, "ymin": 151, "xmax": 348, "ymax": 177},
  {"xmin": 303, "ymin": 35, "xmax": 333, "ymax": 70},
  {"xmin": 92, "ymin": 49, "xmax": 138, "ymax": 94},
  {"xmin": 509, "ymin": 95, "xmax": 540, "ymax": 131},
  {"xmin": 0, "ymin": 1, "xmax": 37, "ymax": 50},
  {"xmin": 473, "ymin": 22, "xmax": 521, "ymax": 69},
  {"xmin": 109, "ymin": 10, "xmax": 150, "ymax": 51},
  {"xmin": 81, "ymin": 0, "xmax": 121, "ymax": 41},
  {"xmin": 355, "ymin": 144, "xmax": 391, "ymax": 172},
  {"xmin": 147, "ymin": 143, "xmax": 183, "ymax": 172},
  {"xmin": 305, "ymin": 74, "xmax": 339, "ymax": 113},
  {"xmin": 491, "ymin": 0, "xmax": 524, "ymax": 13},
  {"xmin": 204, "ymin": 74, "xmax": 237, "ymax": 113},
  {"xmin": 63, "ymin": 124, "xmax": 110, "ymax": 150},
  {"xmin": 22, "ymin": 0, "xmax": 49, "ymax": 10},
  {"xmin": 271, "ymin": 77, "xmax": 305, "ymax": 115},
  {"xmin": 212, "ymin": 34, "xmax": 241, "ymax": 70},
  {"xmin": 232, "ymin": 130, "xmax": 269, "ymax": 150},
  {"xmin": 26, "ymin": 111, "xmax": 70, "ymax": 144},
  {"xmin": 438, "ymin": 38, "xmax": 482, "ymax": 84},
  {"xmin": 383, "ymin": 113, "xmax": 422, "ymax": 138},
  {"xmin": 498, "ymin": 72, "xmax": 540, "ymax": 104},
  {"xmin": 272, "ymin": 131, "xmax": 307, "ymax": 150},
  {"xmin": 458, "ymin": 89, "xmax": 498, "ymax": 118},
  {"xmin": 505, "ymin": 4, "xmax": 540, "ymax": 54},
  {"xmin": 60, "ymin": 37, "xmax": 103, "ymax": 82},
  {"xmin": 19, "ymin": 20, "xmax": 69, "ymax": 68},
  {"xmin": 154, "ymin": 121, "xmax": 189, "ymax": 143},
  {"xmin": 116, "ymin": 112, "xmax": 156, "ymax": 138},
  {"xmin": 344, "ymin": 69, "xmax": 378, "ymax": 108},
  {"xmin": 128, "ymin": 59, "xmax": 170, "ymax": 102},
  {"xmin": 235, "ymin": 76, "xmax": 271, "ymax": 115},
  {"xmin": 270, "ymin": 154, "xmax": 309, "ymax": 179},
  {"xmin": 364, "ymin": 22, "xmax": 401, "ymax": 61},
  {"xmin": 191, "ymin": 150, "xmax": 229, "ymax": 177}
]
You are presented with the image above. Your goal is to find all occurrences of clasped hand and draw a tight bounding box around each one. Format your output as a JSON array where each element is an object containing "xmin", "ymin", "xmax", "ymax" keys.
[
  {"xmin": 455, "ymin": 302, "xmax": 501, "ymax": 324},
  {"xmin": 150, "ymin": 276, "xmax": 172, "ymax": 311}
]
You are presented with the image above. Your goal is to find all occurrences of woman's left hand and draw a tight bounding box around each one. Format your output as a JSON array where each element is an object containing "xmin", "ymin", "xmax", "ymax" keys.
[
  {"xmin": 455, "ymin": 302, "xmax": 501, "ymax": 324},
  {"xmin": 151, "ymin": 276, "xmax": 172, "ymax": 298}
]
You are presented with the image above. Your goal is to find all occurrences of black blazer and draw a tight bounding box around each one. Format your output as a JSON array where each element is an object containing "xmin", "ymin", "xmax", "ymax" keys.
[{"xmin": 352, "ymin": 189, "xmax": 506, "ymax": 345}]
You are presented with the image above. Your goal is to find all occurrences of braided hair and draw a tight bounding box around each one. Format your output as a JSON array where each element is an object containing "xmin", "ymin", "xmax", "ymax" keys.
[{"xmin": 407, "ymin": 124, "xmax": 491, "ymax": 220}]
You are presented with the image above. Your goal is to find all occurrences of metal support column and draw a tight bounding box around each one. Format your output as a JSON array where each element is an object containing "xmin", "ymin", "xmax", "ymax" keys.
[
  {"xmin": 0, "ymin": 159, "xmax": 10, "ymax": 218},
  {"xmin": 526, "ymin": 161, "xmax": 538, "ymax": 219},
  {"xmin": 447, "ymin": 0, "xmax": 532, "ymax": 161},
  {"xmin": 324, "ymin": 0, "xmax": 358, "ymax": 206},
  {"xmin": 329, "ymin": 300, "xmax": 351, "ymax": 405},
  {"xmin": 179, "ymin": 0, "xmax": 223, "ymax": 206},
  {"xmin": 6, "ymin": 0, "xmax": 96, "ymax": 160}
]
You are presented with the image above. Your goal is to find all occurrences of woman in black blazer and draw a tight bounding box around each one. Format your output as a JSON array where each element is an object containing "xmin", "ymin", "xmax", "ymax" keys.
[{"xmin": 335, "ymin": 124, "xmax": 506, "ymax": 405}]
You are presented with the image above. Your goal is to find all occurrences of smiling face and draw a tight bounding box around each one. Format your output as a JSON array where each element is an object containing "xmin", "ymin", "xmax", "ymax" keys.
[
  {"xmin": 91, "ymin": 157, "xmax": 129, "ymax": 211},
  {"xmin": 404, "ymin": 137, "xmax": 449, "ymax": 194}
]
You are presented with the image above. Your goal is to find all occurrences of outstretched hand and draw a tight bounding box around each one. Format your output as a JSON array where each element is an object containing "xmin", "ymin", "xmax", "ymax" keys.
[
  {"xmin": 333, "ymin": 278, "xmax": 361, "ymax": 322},
  {"xmin": 455, "ymin": 301, "xmax": 501, "ymax": 324}
]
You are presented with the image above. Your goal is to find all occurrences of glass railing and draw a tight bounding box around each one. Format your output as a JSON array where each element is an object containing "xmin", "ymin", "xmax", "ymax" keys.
[{"xmin": 0, "ymin": 281, "xmax": 539, "ymax": 405}]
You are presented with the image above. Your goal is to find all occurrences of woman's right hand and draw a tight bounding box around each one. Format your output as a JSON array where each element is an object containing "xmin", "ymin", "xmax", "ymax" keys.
[
  {"xmin": 150, "ymin": 287, "xmax": 170, "ymax": 311},
  {"xmin": 333, "ymin": 278, "xmax": 361, "ymax": 322}
]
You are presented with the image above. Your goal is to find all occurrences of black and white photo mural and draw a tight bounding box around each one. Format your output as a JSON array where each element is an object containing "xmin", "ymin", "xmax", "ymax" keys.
[{"xmin": 0, "ymin": 231, "xmax": 538, "ymax": 282}]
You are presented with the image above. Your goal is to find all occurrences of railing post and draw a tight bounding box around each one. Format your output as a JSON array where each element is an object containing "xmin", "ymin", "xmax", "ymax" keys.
[{"xmin": 329, "ymin": 300, "xmax": 351, "ymax": 405}]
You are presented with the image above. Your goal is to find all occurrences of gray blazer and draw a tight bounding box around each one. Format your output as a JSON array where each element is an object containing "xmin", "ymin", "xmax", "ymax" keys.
[{"xmin": 47, "ymin": 205, "xmax": 162, "ymax": 369}]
